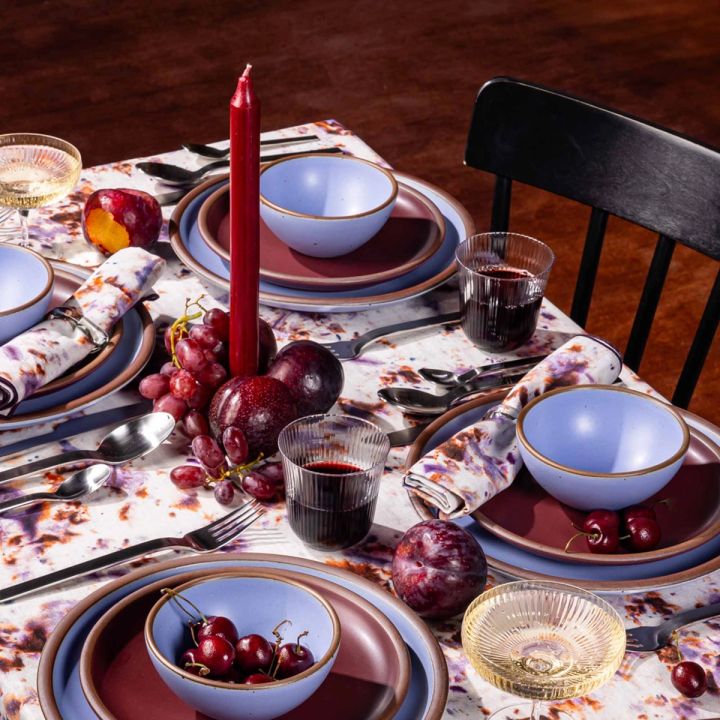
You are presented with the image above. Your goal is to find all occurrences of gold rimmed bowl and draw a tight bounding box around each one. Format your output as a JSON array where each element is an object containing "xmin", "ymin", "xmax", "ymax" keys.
[
  {"xmin": 145, "ymin": 571, "xmax": 341, "ymax": 720},
  {"xmin": 517, "ymin": 385, "xmax": 690, "ymax": 511},
  {"xmin": 259, "ymin": 154, "xmax": 398, "ymax": 258}
]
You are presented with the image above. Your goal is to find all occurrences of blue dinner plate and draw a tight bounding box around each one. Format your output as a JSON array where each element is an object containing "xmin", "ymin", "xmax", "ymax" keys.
[
  {"xmin": 173, "ymin": 171, "xmax": 472, "ymax": 312},
  {"xmin": 0, "ymin": 265, "xmax": 151, "ymax": 430},
  {"xmin": 41, "ymin": 555, "xmax": 447, "ymax": 720},
  {"xmin": 414, "ymin": 399, "xmax": 720, "ymax": 591}
]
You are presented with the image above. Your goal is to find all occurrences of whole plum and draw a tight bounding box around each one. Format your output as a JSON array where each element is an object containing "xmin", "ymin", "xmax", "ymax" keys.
[
  {"xmin": 392, "ymin": 520, "xmax": 487, "ymax": 619},
  {"xmin": 208, "ymin": 375, "xmax": 296, "ymax": 458},
  {"xmin": 258, "ymin": 318, "xmax": 278, "ymax": 374},
  {"xmin": 82, "ymin": 188, "xmax": 162, "ymax": 255},
  {"xmin": 266, "ymin": 340, "xmax": 343, "ymax": 416}
]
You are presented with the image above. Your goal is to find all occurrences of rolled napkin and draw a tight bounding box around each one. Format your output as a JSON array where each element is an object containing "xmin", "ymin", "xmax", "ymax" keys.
[
  {"xmin": 0, "ymin": 247, "xmax": 165, "ymax": 414},
  {"xmin": 404, "ymin": 335, "xmax": 622, "ymax": 518}
]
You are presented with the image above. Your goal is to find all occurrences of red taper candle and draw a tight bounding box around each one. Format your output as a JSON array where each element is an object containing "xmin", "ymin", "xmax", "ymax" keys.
[{"xmin": 229, "ymin": 64, "xmax": 261, "ymax": 377}]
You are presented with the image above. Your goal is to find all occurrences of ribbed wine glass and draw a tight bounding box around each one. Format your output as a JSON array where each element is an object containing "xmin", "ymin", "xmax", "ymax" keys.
[
  {"xmin": 461, "ymin": 580, "xmax": 626, "ymax": 719},
  {"xmin": 0, "ymin": 133, "xmax": 81, "ymax": 245}
]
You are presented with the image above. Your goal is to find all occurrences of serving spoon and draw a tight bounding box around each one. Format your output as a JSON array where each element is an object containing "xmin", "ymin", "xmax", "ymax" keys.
[
  {"xmin": 0, "ymin": 412, "xmax": 175, "ymax": 486},
  {"xmin": 137, "ymin": 146, "xmax": 343, "ymax": 186},
  {"xmin": 0, "ymin": 464, "xmax": 113, "ymax": 514}
]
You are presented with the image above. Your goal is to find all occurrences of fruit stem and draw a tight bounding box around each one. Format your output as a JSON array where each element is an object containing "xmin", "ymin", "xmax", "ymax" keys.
[
  {"xmin": 268, "ymin": 618, "xmax": 292, "ymax": 678},
  {"xmin": 161, "ymin": 587, "xmax": 208, "ymax": 624},
  {"xmin": 672, "ymin": 630, "xmax": 683, "ymax": 663},
  {"xmin": 295, "ymin": 630, "xmax": 309, "ymax": 653},
  {"xmin": 563, "ymin": 531, "xmax": 595, "ymax": 553},
  {"xmin": 221, "ymin": 453, "xmax": 265, "ymax": 487},
  {"xmin": 184, "ymin": 661, "xmax": 211, "ymax": 677},
  {"xmin": 169, "ymin": 295, "xmax": 209, "ymax": 368}
]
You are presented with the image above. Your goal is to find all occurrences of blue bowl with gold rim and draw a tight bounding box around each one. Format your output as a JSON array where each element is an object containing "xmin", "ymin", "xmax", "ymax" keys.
[
  {"xmin": 145, "ymin": 571, "xmax": 341, "ymax": 720},
  {"xmin": 516, "ymin": 385, "xmax": 690, "ymax": 511},
  {"xmin": 260, "ymin": 154, "xmax": 398, "ymax": 258}
]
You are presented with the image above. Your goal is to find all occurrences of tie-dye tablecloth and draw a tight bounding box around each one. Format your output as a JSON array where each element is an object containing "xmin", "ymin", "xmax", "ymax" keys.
[{"xmin": 0, "ymin": 122, "xmax": 717, "ymax": 720}]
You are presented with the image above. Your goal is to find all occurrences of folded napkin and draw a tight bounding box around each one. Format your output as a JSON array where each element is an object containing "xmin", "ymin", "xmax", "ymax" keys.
[
  {"xmin": 0, "ymin": 247, "xmax": 165, "ymax": 414},
  {"xmin": 405, "ymin": 335, "xmax": 622, "ymax": 518}
]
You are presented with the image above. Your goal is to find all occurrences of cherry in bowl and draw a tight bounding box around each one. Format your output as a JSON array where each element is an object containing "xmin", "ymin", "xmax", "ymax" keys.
[{"xmin": 144, "ymin": 571, "xmax": 340, "ymax": 720}]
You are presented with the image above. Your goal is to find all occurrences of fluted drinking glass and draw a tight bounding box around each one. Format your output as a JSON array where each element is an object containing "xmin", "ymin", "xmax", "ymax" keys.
[
  {"xmin": 278, "ymin": 414, "xmax": 390, "ymax": 551},
  {"xmin": 457, "ymin": 232, "xmax": 554, "ymax": 351},
  {"xmin": 461, "ymin": 580, "xmax": 626, "ymax": 719}
]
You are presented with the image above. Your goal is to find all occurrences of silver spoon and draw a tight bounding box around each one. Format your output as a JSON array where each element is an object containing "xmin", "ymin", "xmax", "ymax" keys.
[
  {"xmin": 0, "ymin": 412, "xmax": 175, "ymax": 486},
  {"xmin": 137, "ymin": 146, "xmax": 344, "ymax": 186},
  {"xmin": 183, "ymin": 134, "xmax": 320, "ymax": 158},
  {"xmin": 0, "ymin": 464, "xmax": 113, "ymax": 514},
  {"xmin": 378, "ymin": 373, "xmax": 525, "ymax": 415}
]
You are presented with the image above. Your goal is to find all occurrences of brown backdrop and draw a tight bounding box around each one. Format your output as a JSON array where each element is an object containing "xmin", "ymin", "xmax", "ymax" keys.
[{"xmin": 4, "ymin": 0, "xmax": 719, "ymax": 422}]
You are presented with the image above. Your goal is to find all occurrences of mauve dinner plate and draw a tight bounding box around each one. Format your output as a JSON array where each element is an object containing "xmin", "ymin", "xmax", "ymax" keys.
[
  {"xmin": 32, "ymin": 266, "xmax": 124, "ymax": 398},
  {"xmin": 38, "ymin": 554, "xmax": 448, "ymax": 720},
  {"xmin": 0, "ymin": 262, "xmax": 155, "ymax": 431},
  {"xmin": 169, "ymin": 171, "xmax": 472, "ymax": 312},
  {"xmin": 405, "ymin": 390, "xmax": 720, "ymax": 593},
  {"xmin": 80, "ymin": 568, "xmax": 411, "ymax": 720},
  {"xmin": 198, "ymin": 181, "xmax": 445, "ymax": 291}
]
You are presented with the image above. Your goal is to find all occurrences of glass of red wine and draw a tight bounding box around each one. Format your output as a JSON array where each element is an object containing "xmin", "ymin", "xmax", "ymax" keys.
[
  {"xmin": 278, "ymin": 414, "xmax": 390, "ymax": 552},
  {"xmin": 456, "ymin": 232, "xmax": 555, "ymax": 351}
]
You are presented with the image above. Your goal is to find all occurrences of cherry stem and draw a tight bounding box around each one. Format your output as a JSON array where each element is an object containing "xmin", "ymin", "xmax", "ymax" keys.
[
  {"xmin": 161, "ymin": 587, "xmax": 208, "ymax": 624},
  {"xmin": 268, "ymin": 618, "xmax": 292, "ymax": 678},
  {"xmin": 672, "ymin": 630, "xmax": 683, "ymax": 663},
  {"xmin": 563, "ymin": 530, "xmax": 597, "ymax": 553},
  {"xmin": 295, "ymin": 630, "xmax": 309, "ymax": 653},
  {"xmin": 653, "ymin": 498, "xmax": 672, "ymax": 511},
  {"xmin": 184, "ymin": 661, "xmax": 211, "ymax": 677}
]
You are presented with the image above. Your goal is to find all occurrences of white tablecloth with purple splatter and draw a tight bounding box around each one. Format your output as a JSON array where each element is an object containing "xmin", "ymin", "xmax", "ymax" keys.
[{"xmin": 0, "ymin": 121, "xmax": 717, "ymax": 720}]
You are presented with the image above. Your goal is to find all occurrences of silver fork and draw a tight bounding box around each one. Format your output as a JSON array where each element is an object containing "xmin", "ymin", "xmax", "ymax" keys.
[
  {"xmin": 321, "ymin": 311, "xmax": 462, "ymax": 361},
  {"xmin": 625, "ymin": 602, "xmax": 720, "ymax": 652},
  {"xmin": 0, "ymin": 499, "xmax": 263, "ymax": 603}
]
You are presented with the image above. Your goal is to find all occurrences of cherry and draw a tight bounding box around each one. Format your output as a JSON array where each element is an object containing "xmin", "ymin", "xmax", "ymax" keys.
[
  {"xmin": 625, "ymin": 516, "xmax": 661, "ymax": 551},
  {"xmin": 197, "ymin": 615, "xmax": 239, "ymax": 645},
  {"xmin": 565, "ymin": 510, "xmax": 621, "ymax": 554},
  {"xmin": 245, "ymin": 672, "xmax": 275, "ymax": 684},
  {"xmin": 275, "ymin": 631, "xmax": 314, "ymax": 679},
  {"xmin": 195, "ymin": 635, "xmax": 236, "ymax": 677},
  {"xmin": 671, "ymin": 661, "xmax": 708, "ymax": 698},
  {"xmin": 235, "ymin": 633, "xmax": 274, "ymax": 675},
  {"xmin": 622, "ymin": 504, "xmax": 656, "ymax": 524},
  {"xmin": 180, "ymin": 647, "xmax": 209, "ymax": 676}
]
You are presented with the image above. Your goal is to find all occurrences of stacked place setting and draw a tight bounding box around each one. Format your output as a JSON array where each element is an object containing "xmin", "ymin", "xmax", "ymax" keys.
[{"xmin": 0, "ymin": 71, "xmax": 718, "ymax": 720}]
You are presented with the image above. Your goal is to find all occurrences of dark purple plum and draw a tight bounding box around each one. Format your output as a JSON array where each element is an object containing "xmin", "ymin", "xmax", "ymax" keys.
[
  {"xmin": 392, "ymin": 519, "xmax": 487, "ymax": 619},
  {"xmin": 266, "ymin": 340, "xmax": 343, "ymax": 417},
  {"xmin": 258, "ymin": 318, "xmax": 278, "ymax": 374},
  {"xmin": 209, "ymin": 376, "xmax": 297, "ymax": 458}
]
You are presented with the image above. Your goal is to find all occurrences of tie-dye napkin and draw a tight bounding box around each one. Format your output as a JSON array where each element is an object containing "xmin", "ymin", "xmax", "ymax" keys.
[
  {"xmin": 405, "ymin": 335, "xmax": 622, "ymax": 518},
  {"xmin": 0, "ymin": 247, "xmax": 164, "ymax": 414}
]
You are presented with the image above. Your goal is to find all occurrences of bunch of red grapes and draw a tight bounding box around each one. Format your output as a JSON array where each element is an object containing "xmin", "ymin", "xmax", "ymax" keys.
[
  {"xmin": 139, "ymin": 301, "xmax": 283, "ymax": 505},
  {"xmin": 167, "ymin": 589, "xmax": 315, "ymax": 684}
]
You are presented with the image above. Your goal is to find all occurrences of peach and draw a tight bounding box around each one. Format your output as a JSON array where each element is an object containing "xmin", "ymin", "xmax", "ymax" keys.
[{"xmin": 83, "ymin": 188, "xmax": 162, "ymax": 255}]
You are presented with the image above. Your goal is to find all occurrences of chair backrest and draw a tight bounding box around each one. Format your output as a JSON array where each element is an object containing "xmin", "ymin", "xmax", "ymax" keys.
[{"xmin": 465, "ymin": 77, "xmax": 720, "ymax": 408}]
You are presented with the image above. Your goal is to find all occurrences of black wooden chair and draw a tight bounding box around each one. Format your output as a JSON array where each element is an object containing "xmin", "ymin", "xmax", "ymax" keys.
[{"xmin": 465, "ymin": 77, "xmax": 720, "ymax": 408}]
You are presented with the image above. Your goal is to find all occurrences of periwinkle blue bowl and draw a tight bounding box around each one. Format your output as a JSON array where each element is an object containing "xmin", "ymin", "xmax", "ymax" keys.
[
  {"xmin": 260, "ymin": 154, "xmax": 398, "ymax": 258},
  {"xmin": 516, "ymin": 385, "xmax": 690, "ymax": 511},
  {"xmin": 145, "ymin": 571, "xmax": 340, "ymax": 720},
  {"xmin": 0, "ymin": 245, "xmax": 54, "ymax": 344}
]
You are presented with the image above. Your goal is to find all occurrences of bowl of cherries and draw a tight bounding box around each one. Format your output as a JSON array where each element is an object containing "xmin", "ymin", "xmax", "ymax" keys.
[{"xmin": 144, "ymin": 571, "xmax": 341, "ymax": 720}]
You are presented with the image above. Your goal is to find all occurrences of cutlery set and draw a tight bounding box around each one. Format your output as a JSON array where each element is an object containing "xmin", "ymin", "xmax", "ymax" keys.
[{"xmin": 143, "ymin": 133, "xmax": 343, "ymax": 205}]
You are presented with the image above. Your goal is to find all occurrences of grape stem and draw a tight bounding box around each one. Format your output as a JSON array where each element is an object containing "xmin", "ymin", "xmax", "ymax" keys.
[{"xmin": 169, "ymin": 295, "xmax": 209, "ymax": 368}]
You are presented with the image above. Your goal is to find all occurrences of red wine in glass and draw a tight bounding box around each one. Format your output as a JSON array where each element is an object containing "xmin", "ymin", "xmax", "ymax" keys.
[
  {"xmin": 286, "ymin": 461, "xmax": 377, "ymax": 551},
  {"xmin": 460, "ymin": 265, "xmax": 543, "ymax": 351}
]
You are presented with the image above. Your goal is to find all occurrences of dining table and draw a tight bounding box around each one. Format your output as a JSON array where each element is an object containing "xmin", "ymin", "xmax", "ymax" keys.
[{"xmin": 0, "ymin": 120, "xmax": 718, "ymax": 720}]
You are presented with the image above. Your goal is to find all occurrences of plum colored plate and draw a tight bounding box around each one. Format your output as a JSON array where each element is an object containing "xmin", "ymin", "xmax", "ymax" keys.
[
  {"xmin": 169, "ymin": 171, "xmax": 473, "ymax": 312},
  {"xmin": 198, "ymin": 181, "xmax": 445, "ymax": 291},
  {"xmin": 0, "ymin": 262, "xmax": 155, "ymax": 430},
  {"xmin": 80, "ymin": 568, "xmax": 411, "ymax": 720},
  {"xmin": 38, "ymin": 554, "xmax": 448, "ymax": 720},
  {"xmin": 405, "ymin": 391, "xmax": 720, "ymax": 593},
  {"xmin": 32, "ymin": 266, "xmax": 124, "ymax": 398}
]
